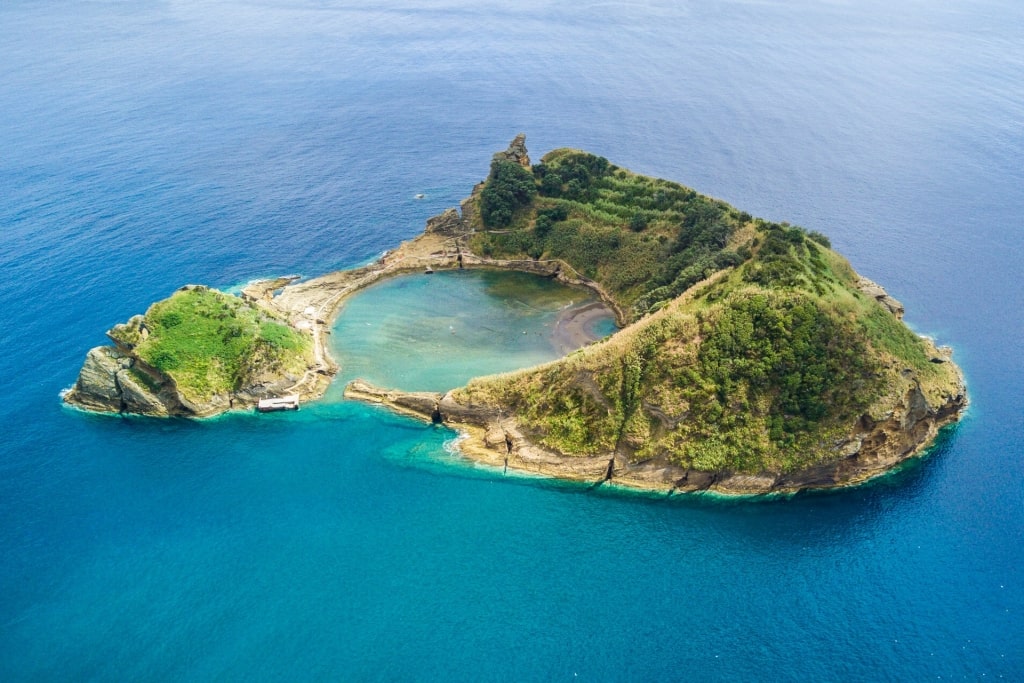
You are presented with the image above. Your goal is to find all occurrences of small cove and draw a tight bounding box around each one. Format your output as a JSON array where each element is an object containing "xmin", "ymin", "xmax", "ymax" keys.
[{"xmin": 328, "ymin": 269, "xmax": 616, "ymax": 393}]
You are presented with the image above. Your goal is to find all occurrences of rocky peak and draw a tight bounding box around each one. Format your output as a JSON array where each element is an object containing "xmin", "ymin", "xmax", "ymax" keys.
[{"xmin": 492, "ymin": 133, "xmax": 530, "ymax": 168}]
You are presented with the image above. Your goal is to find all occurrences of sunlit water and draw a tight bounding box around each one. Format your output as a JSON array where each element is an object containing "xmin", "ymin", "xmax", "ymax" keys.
[
  {"xmin": 1, "ymin": 0, "xmax": 1022, "ymax": 679},
  {"xmin": 330, "ymin": 269, "xmax": 613, "ymax": 392}
]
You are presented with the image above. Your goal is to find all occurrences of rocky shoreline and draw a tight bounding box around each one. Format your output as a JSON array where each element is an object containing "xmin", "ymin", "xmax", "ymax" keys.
[{"xmin": 345, "ymin": 360, "xmax": 966, "ymax": 496}]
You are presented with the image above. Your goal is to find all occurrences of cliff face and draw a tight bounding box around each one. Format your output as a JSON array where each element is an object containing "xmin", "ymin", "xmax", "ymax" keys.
[{"xmin": 68, "ymin": 346, "xmax": 179, "ymax": 416}]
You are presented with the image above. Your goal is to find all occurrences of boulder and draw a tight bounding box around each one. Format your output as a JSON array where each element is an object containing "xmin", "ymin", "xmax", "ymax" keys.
[{"xmin": 425, "ymin": 208, "xmax": 469, "ymax": 236}]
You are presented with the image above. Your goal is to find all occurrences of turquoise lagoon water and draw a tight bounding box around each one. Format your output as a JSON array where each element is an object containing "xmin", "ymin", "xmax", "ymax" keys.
[
  {"xmin": 330, "ymin": 269, "xmax": 613, "ymax": 392},
  {"xmin": 2, "ymin": 0, "xmax": 1023, "ymax": 680}
]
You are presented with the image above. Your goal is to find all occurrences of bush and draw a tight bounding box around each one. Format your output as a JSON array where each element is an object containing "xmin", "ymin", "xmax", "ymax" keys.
[
  {"xmin": 540, "ymin": 173, "xmax": 563, "ymax": 197},
  {"xmin": 807, "ymin": 230, "xmax": 831, "ymax": 248},
  {"xmin": 629, "ymin": 212, "xmax": 648, "ymax": 232},
  {"xmin": 535, "ymin": 215, "xmax": 554, "ymax": 238},
  {"xmin": 159, "ymin": 311, "xmax": 183, "ymax": 328},
  {"xmin": 714, "ymin": 250, "xmax": 744, "ymax": 269}
]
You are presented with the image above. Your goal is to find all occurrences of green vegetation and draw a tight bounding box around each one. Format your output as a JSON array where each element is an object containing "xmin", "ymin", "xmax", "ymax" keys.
[
  {"xmin": 480, "ymin": 160, "xmax": 536, "ymax": 228},
  {"xmin": 456, "ymin": 152, "xmax": 961, "ymax": 474},
  {"xmin": 117, "ymin": 287, "xmax": 312, "ymax": 403},
  {"xmin": 470, "ymin": 149, "xmax": 748, "ymax": 316}
]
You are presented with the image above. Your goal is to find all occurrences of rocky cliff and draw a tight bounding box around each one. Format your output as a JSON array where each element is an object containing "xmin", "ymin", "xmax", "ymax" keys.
[
  {"xmin": 492, "ymin": 132, "xmax": 530, "ymax": 168},
  {"xmin": 346, "ymin": 337, "xmax": 966, "ymax": 495}
]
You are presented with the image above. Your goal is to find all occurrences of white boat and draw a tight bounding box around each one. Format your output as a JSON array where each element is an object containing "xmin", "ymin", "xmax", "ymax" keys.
[{"xmin": 257, "ymin": 395, "xmax": 300, "ymax": 412}]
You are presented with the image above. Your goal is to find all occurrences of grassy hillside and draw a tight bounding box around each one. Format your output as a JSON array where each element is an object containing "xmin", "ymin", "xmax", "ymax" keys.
[
  {"xmin": 108, "ymin": 287, "xmax": 313, "ymax": 404},
  {"xmin": 469, "ymin": 149, "xmax": 754, "ymax": 318},
  {"xmin": 457, "ymin": 158, "xmax": 960, "ymax": 474}
]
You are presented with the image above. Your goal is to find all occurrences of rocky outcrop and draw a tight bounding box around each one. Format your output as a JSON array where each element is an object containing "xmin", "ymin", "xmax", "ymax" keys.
[
  {"xmin": 65, "ymin": 346, "xmax": 183, "ymax": 416},
  {"xmin": 345, "ymin": 380, "xmax": 448, "ymax": 422},
  {"xmin": 66, "ymin": 342, "xmax": 292, "ymax": 417},
  {"xmin": 857, "ymin": 276, "xmax": 905, "ymax": 319},
  {"xmin": 424, "ymin": 208, "xmax": 470, "ymax": 237},
  {"xmin": 67, "ymin": 346, "xmax": 130, "ymax": 413},
  {"xmin": 65, "ymin": 339, "xmax": 308, "ymax": 417},
  {"xmin": 65, "ymin": 284, "xmax": 316, "ymax": 417},
  {"xmin": 492, "ymin": 133, "xmax": 530, "ymax": 168},
  {"xmin": 241, "ymin": 276, "xmax": 300, "ymax": 304}
]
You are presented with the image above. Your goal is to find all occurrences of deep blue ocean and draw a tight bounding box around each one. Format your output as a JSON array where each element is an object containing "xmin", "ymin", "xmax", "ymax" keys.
[{"xmin": 2, "ymin": 0, "xmax": 1023, "ymax": 679}]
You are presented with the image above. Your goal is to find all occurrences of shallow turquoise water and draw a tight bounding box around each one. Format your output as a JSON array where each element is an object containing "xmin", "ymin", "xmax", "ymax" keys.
[
  {"xmin": 1, "ymin": 0, "xmax": 1022, "ymax": 679},
  {"xmin": 330, "ymin": 269, "xmax": 612, "ymax": 392}
]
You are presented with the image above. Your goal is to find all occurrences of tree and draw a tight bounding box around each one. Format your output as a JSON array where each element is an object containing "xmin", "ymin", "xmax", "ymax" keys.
[
  {"xmin": 629, "ymin": 212, "xmax": 648, "ymax": 232},
  {"xmin": 480, "ymin": 161, "xmax": 536, "ymax": 228},
  {"xmin": 540, "ymin": 172, "xmax": 563, "ymax": 197}
]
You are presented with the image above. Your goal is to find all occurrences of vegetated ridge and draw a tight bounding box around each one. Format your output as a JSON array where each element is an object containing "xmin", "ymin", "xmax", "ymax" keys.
[{"xmin": 351, "ymin": 135, "xmax": 966, "ymax": 493}]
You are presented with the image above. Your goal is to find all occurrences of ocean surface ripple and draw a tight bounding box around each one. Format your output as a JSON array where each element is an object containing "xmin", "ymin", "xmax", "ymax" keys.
[{"xmin": 1, "ymin": 0, "xmax": 1022, "ymax": 679}]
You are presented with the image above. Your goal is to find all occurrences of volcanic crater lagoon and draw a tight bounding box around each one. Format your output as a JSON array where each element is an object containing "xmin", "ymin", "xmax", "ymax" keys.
[{"xmin": 329, "ymin": 269, "xmax": 616, "ymax": 393}]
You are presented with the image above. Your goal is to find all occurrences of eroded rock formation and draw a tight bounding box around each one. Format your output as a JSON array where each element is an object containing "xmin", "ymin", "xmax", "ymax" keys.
[{"xmin": 492, "ymin": 132, "xmax": 530, "ymax": 168}]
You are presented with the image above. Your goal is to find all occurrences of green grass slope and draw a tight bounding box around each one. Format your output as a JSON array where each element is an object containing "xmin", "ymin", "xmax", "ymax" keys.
[
  {"xmin": 108, "ymin": 287, "xmax": 313, "ymax": 404},
  {"xmin": 456, "ymin": 154, "xmax": 961, "ymax": 475}
]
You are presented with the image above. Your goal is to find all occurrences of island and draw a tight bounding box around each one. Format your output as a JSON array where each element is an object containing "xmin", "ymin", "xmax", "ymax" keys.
[{"xmin": 65, "ymin": 135, "xmax": 966, "ymax": 494}]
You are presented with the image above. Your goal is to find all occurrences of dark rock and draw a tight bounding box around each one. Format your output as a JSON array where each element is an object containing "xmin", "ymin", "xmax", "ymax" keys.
[
  {"xmin": 492, "ymin": 133, "xmax": 530, "ymax": 168},
  {"xmin": 425, "ymin": 208, "xmax": 469, "ymax": 236}
]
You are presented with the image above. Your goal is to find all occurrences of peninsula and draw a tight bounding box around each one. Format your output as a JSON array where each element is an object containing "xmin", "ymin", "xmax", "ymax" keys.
[{"xmin": 66, "ymin": 135, "xmax": 966, "ymax": 493}]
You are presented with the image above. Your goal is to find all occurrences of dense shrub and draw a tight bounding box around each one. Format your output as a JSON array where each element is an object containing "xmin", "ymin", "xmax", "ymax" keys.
[
  {"xmin": 697, "ymin": 293, "xmax": 876, "ymax": 439},
  {"xmin": 472, "ymin": 149, "xmax": 758, "ymax": 313},
  {"xmin": 807, "ymin": 230, "xmax": 831, "ymax": 248},
  {"xmin": 480, "ymin": 161, "xmax": 536, "ymax": 228}
]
